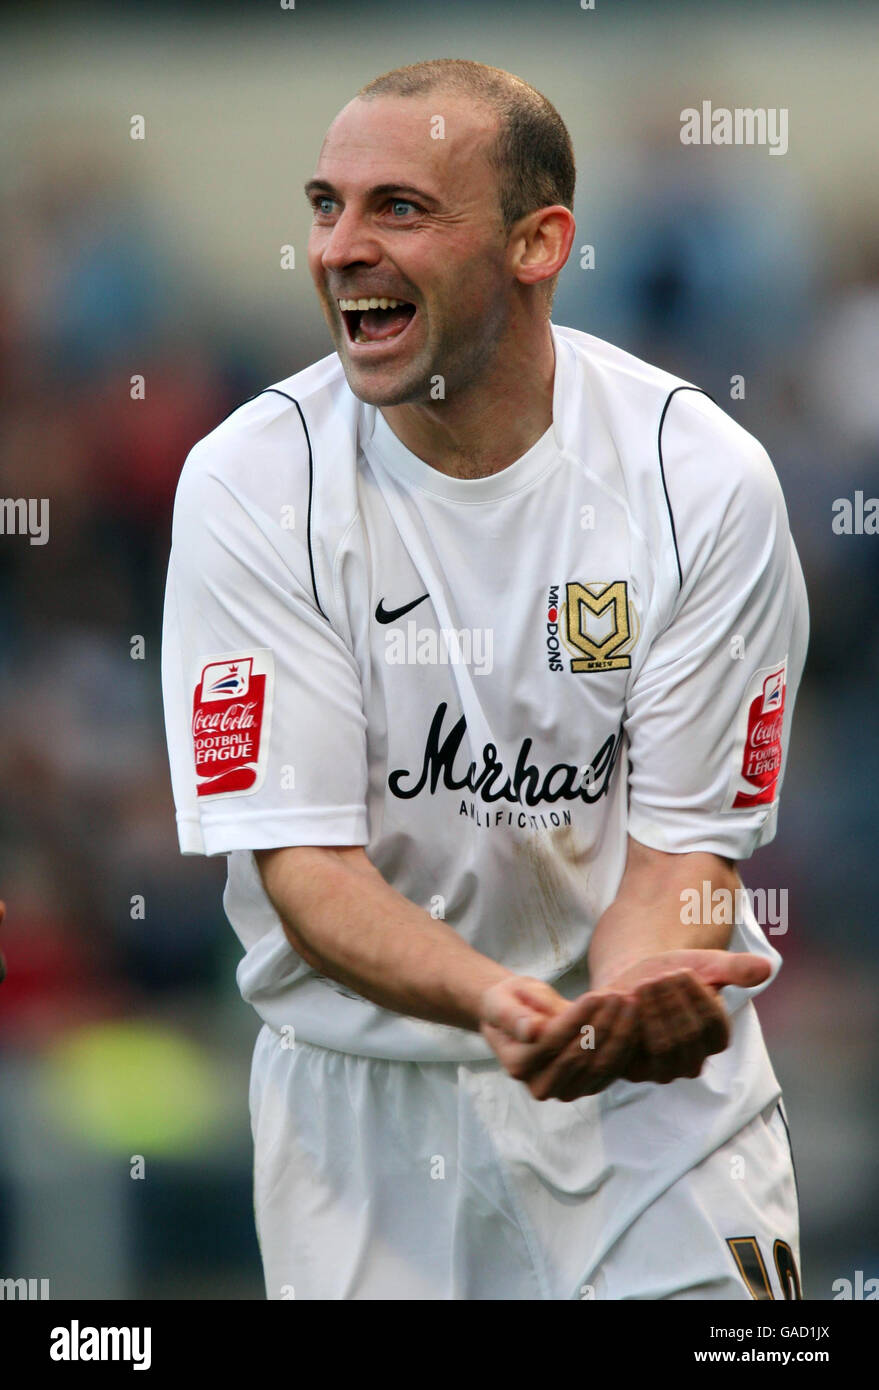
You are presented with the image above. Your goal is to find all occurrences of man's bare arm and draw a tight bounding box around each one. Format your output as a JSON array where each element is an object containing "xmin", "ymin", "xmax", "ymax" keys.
[
  {"xmin": 587, "ymin": 837, "xmax": 744, "ymax": 988},
  {"xmin": 255, "ymin": 844, "xmax": 565, "ymax": 1034}
]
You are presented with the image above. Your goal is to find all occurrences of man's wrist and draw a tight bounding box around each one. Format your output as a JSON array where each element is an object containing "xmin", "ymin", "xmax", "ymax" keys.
[{"xmin": 462, "ymin": 963, "xmax": 517, "ymax": 1032}]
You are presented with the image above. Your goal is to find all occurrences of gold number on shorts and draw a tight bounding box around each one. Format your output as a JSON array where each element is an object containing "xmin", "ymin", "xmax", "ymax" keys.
[
  {"xmin": 774, "ymin": 1239, "xmax": 803, "ymax": 1300},
  {"xmin": 727, "ymin": 1235, "xmax": 802, "ymax": 1300}
]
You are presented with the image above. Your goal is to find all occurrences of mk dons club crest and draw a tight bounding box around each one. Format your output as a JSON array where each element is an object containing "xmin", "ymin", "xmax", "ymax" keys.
[{"xmin": 546, "ymin": 581, "xmax": 639, "ymax": 673}]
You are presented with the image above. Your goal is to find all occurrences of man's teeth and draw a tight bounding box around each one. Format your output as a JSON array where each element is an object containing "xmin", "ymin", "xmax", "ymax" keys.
[{"xmin": 338, "ymin": 297, "xmax": 408, "ymax": 311}]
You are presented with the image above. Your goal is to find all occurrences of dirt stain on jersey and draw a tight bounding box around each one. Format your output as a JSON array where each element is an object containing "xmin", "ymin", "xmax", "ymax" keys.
[{"xmin": 512, "ymin": 825, "xmax": 593, "ymax": 969}]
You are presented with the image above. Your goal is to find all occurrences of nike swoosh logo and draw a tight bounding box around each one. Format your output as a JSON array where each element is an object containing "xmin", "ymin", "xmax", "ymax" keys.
[{"xmin": 375, "ymin": 593, "xmax": 429, "ymax": 624}]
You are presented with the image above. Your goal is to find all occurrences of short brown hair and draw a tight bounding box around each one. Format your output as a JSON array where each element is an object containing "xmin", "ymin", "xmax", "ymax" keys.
[{"xmin": 356, "ymin": 58, "xmax": 576, "ymax": 235}]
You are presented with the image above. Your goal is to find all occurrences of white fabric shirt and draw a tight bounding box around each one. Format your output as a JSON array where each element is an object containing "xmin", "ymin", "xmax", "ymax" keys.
[{"xmin": 161, "ymin": 324, "xmax": 808, "ymax": 1098}]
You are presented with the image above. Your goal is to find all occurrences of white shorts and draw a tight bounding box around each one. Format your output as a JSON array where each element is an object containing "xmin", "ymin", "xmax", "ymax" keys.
[{"xmin": 248, "ymin": 1023, "xmax": 801, "ymax": 1301}]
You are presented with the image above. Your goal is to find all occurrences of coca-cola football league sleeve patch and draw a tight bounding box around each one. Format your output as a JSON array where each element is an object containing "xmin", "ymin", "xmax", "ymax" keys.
[
  {"xmin": 191, "ymin": 649, "xmax": 274, "ymax": 800},
  {"xmin": 723, "ymin": 658, "xmax": 787, "ymax": 811}
]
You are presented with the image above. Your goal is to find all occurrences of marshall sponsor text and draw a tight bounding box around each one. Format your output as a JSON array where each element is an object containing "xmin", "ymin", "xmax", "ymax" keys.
[{"xmin": 388, "ymin": 701, "xmax": 622, "ymax": 816}]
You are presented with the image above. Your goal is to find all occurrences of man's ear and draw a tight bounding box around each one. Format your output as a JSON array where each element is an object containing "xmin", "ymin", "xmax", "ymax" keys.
[{"xmin": 509, "ymin": 205, "xmax": 576, "ymax": 290}]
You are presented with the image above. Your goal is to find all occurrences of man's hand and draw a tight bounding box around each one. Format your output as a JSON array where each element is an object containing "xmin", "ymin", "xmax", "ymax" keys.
[
  {"xmin": 599, "ymin": 948, "xmax": 771, "ymax": 1085},
  {"xmin": 479, "ymin": 975, "xmax": 642, "ymax": 1101},
  {"xmin": 478, "ymin": 948, "xmax": 770, "ymax": 1101}
]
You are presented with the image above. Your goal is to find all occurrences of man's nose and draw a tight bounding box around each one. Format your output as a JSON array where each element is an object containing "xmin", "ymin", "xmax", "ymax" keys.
[{"xmin": 319, "ymin": 209, "xmax": 382, "ymax": 271}]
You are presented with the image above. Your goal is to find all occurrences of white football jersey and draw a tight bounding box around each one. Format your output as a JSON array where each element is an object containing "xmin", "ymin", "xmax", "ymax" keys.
[{"xmin": 161, "ymin": 323, "xmax": 808, "ymax": 1119}]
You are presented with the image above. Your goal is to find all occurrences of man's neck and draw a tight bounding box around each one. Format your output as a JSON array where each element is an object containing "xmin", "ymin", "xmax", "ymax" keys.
[{"xmin": 378, "ymin": 324, "xmax": 556, "ymax": 480}]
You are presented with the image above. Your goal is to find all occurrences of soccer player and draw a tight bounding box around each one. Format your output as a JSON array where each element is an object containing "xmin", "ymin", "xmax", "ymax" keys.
[{"xmin": 161, "ymin": 59, "xmax": 809, "ymax": 1300}]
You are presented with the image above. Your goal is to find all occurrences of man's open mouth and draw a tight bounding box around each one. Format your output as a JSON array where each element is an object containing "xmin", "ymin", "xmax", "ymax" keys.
[{"xmin": 338, "ymin": 297, "xmax": 417, "ymax": 345}]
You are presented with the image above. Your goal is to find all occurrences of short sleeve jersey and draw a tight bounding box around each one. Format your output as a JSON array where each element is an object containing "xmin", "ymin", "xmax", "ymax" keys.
[{"xmin": 161, "ymin": 323, "xmax": 808, "ymax": 1074}]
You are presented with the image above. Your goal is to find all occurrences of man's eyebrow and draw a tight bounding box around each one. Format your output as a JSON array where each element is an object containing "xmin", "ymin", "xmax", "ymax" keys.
[{"xmin": 304, "ymin": 178, "xmax": 440, "ymax": 207}]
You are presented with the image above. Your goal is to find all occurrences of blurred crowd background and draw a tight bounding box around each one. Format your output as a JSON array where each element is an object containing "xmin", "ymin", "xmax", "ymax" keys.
[{"xmin": 0, "ymin": 0, "xmax": 876, "ymax": 1299}]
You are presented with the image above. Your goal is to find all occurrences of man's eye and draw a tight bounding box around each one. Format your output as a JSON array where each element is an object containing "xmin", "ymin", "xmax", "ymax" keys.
[
  {"xmin": 390, "ymin": 200, "xmax": 416, "ymax": 217},
  {"xmin": 313, "ymin": 197, "xmax": 335, "ymax": 215}
]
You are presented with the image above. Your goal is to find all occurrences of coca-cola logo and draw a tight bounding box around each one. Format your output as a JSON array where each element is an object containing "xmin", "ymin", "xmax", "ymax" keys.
[
  {"xmin": 192, "ymin": 700, "xmax": 258, "ymax": 737},
  {"xmin": 191, "ymin": 657, "xmax": 270, "ymax": 799},
  {"xmin": 750, "ymin": 713, "xmax": 783, "ymax": 747}
]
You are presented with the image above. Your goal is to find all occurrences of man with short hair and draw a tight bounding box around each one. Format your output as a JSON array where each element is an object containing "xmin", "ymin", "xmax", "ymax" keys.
[{"xmin": 161, "ymin": 59, "xmax": 808, "ymax": 1300}]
